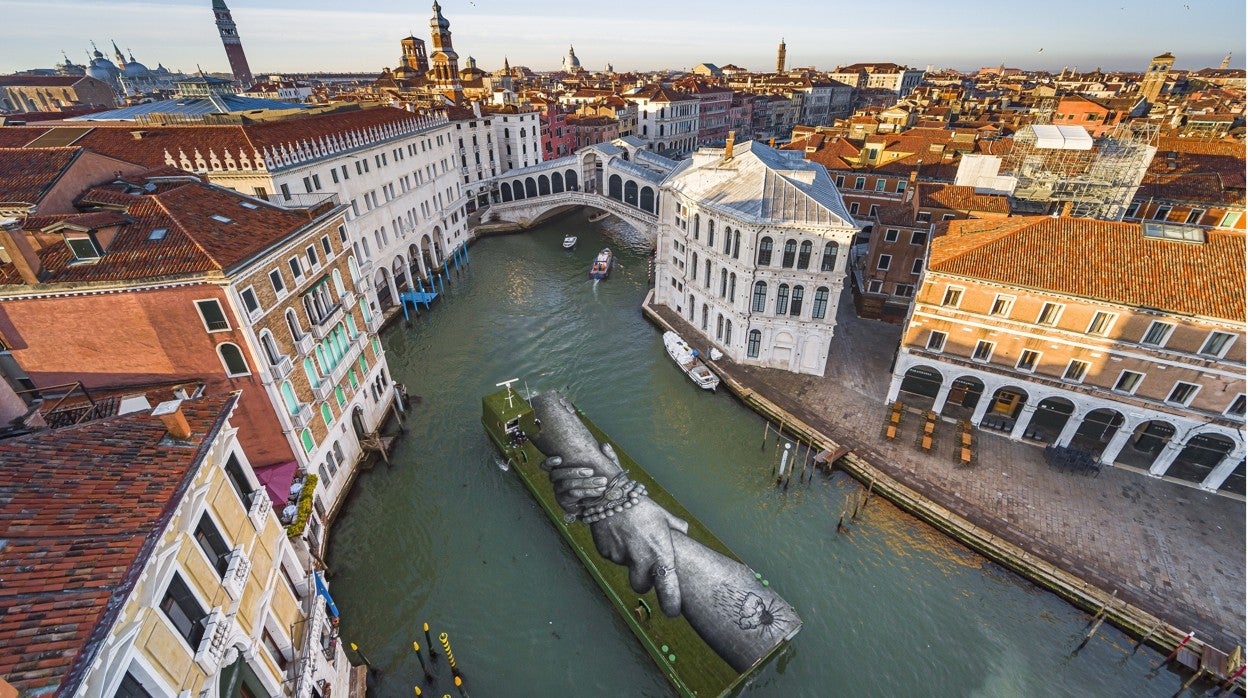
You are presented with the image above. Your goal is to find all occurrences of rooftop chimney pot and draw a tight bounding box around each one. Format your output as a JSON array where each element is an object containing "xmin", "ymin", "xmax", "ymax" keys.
[{"xmin": 152, "ymin": 399, "xmax": 192, "ymax": 440}]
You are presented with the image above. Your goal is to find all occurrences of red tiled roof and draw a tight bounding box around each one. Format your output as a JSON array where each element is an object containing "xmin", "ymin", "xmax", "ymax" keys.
[
  {"xmin": 919, "ymin": 184, "xmax": 1010, "ymax": 214},
  {"xmin": 0, "ymin": 172, "xmax": 320, "ymax": 285},
  {"xmin": 929, "ymin": 216, "xmax": 1246, "ymax": 321},
  {"xmin": 1139, "ymin": 144, "xmax": 1246, "ymax": 205},
  {"xmin": 0, "ymin": 394, "xmax": 236, "ymax": 696},
  {"xmin": 0, "ymin": 75, "xmax": 87, "ymax": 87},
  {"xmin": 0, "ymin": 147, "xmax": 80, "ymax": 205}
]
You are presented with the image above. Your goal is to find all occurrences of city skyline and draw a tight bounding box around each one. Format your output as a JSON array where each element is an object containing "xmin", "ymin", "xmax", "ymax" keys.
[{"xmin": 3, "ymin": 0, "xmax": 1245, "ymax": 76}]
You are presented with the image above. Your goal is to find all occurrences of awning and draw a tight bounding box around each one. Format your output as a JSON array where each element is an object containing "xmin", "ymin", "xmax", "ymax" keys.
[
  {"xmin": 254, "ymin": 460, "xmax": 299, "ymax": 506},
  {"xmin": 315, "ymin": 571, "xmax": 340, "ymax": 618}
]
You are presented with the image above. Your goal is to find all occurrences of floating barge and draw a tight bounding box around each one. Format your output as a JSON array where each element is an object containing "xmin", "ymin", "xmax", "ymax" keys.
[{"xmin": 482, "ymin": 387, "xmax": 800, "ymax": 697}]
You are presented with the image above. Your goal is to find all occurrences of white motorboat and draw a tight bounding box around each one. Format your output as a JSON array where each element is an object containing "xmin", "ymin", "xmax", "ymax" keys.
[
  {"xmin": 562, "ymin": 235, "xmax": 577, "ymax": 249},
  {"xmin": 663, "ymin": 331, "xmax": 720, "ymax": 391}
]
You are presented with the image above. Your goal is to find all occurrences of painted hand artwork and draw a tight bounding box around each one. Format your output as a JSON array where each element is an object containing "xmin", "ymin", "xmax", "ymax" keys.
[{"xmin": 530, "ymin": 391, "xmax": 799, "ymax": 672}]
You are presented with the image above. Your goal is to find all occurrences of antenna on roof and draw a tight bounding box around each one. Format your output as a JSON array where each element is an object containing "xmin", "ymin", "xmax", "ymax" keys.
[{"xmin": 496, "ymin": 378, "xmax": 520, "ymax": 409}]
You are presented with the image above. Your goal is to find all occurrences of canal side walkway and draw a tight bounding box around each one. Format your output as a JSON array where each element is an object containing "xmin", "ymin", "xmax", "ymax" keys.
[{"xmin": 642, "ymin": 291, "xmax": 1246, "ymax": 654}]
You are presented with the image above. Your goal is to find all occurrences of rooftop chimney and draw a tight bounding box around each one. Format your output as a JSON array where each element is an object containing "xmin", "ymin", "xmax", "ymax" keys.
[
  {"xmin": 0, "ymin": 218, "xmax": 43, "ymax": 285},
  {"xmin": 1060, "ymin": 200, "xmax": 1074, "ymax": 217},
  {"xmin": 724, "ymin": 130, "xmax": 736, "ymax": 160},
  {"xmin": 152, "ymin": 399, "xmax": 192, "ymax": 440}
]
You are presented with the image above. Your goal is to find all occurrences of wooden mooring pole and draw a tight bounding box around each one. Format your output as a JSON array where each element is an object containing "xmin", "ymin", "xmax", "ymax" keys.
[
  {"xmin": 761, "ymin": 421, "xmax": 770, "ymax": 450},
  {"xmin": 1076, "ymin": 590, "xmax": 1117, "ymax": 651},
  {"xmin": 1174, "ymin": 668, "xmax": 1204, "ymax": 697},
  {"xmin": 1134, "ymin": 621, "xmax": 1162, "ymax": 652}
]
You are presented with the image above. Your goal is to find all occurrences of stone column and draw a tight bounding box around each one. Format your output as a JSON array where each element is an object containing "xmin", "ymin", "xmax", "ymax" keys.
[
  {"xmin": 1148, "ymin": 438, "xmax": 1185, "ymax": 477},
  {"xmin": 885, "ymin": 371, "xmax": 904, "ymax": 405},
  {"xmin": 931, "ymin": 380, "xmax": 953, "ymax": 415},
  {"xmin": 1098, "ymin": 424, "xmax": 1134, "ymax": 465},
  {"xmin": 1200, "ymin": 445, "xmax": 1245, "ymax": 492},
  {"xmin": 970, "ymin": 392, "xmax": 994, "ymax": 426},
  {"xmin": 1054, "ymin": 412, "xmax": 1084, "ymax": 448},
  {"xmin": 1009, "ymin": 403, "xmax": 1037, "ymax": 440}
]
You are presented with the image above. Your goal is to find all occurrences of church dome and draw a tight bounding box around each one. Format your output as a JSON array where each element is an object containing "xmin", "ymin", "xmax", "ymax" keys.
[
  {"xmin": 123, "ymin": 61, "xmax": 150, "ymax": 77},
  {"xmin": 430, "ymin": 2, "xmax": 450, "ymax": 30}
]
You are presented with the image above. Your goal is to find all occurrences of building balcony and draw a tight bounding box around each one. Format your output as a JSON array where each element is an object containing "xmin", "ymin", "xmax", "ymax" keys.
[
  {"xmin": 311, "ymin": 304, "xmax": 345, "ymax": 339},
  {"xmin": 194, "ymin": 607, "xmax": 235, "ymax": 674},
  {"xmin": 313, "ymin": 380, "xmax": 334, "ymax": 403},
  {"xmin": 295, "ymin": 333, "xmax": 315, "ymax": 356},
  {"xmin": 340, "ymin": 289, "xmax": 356, "ymax": 309},
  {"xmin": 365, "ymin": 313, "xmax": 383, "ymax": 334},
  {"xmin": 222, "ymin": 545, "xmax": 253, "ymax": 600},
  {"xmin": 263, "ymin": 355, "xmax": 294, "ymax": 385},
  {"xmin": 291, "ymin": 403, "xmax": 314, "ymax": 431},
  {"xmin": 247, "ymin": 488, "xmax": 272, "ymax": 530},
  {"xmin": 274, "ymin": 192, "xmax": 343, "ymax": 218}
]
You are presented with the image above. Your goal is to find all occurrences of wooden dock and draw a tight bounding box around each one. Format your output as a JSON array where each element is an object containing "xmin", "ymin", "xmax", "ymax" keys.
[{"xmin": 482, "ymin": 389, "xmax": 797, "ymax": 698}]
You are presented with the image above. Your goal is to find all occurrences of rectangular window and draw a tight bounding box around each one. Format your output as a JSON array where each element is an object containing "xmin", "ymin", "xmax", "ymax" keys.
[
  {"xmin": 289, "ymin": 257, "xmax": 303, "ymax": 280},
  {"xmin": 1199, "ymin": 331, "xmax": 1236, "ymax": 358},
  {"xmin": 910, "ymin": 230, "xmax": 928, "ymax": 245},
  {"xmin": 1063, "ymin": 359, "xmax": 1089, "ymax": 383},
  {"xmin": 1087, "ymin": 311, "xmax": 1115, "ymax": 335},
  {"xmin": 240, "ymin": 287, "xmax": 260, "ymax": 316},
  {"xmin": 195, "ymin": 299, "xmax": 229, "ymax": 332},
  {"xmin": 321, "ymin": 236, "xmax": 333, "ymax": 256},
  {"xmin": 223, "ymin": 453, "xmax": 252, "ymax": 506},
  {"xmin": 1036, "ymin": 302, "xmax": 1063, "ymax": 326},
  {"xmin": 1227, "ymin": 394, "xmax": 1246, "ymax": 417},
  {"xmin": 849, "ymin": 202, "xmax": 860, "ymax": 215},
  {"xmin": 972, "ymin": 340, "xmax": 995, "ymax": 362},
  {"xmin": 269, "ymin": 269, "xmax": 286, "ymax": 295},
  {"xmin": 1016, "ymin": 349, "xmax": 1041, "ymax": 372},
  {"xmin": 1153, "ymin": 204, "xmax": 1172, "ymax": 221},
  {"xmin": 1113, "ymin": 370, "xmax": 1144, "ymax": 394},
  {"xmin": 883, "ymin": 228, "xmax": 899, "ymax": 243},
  {"xmin": 941, "ymin": 286, "xmax": 963, "ymax": 307},
  {"xmin": 262, "ymin": 627, "xmax": 289, "ymax": 671},
  {"xmin": 875, "ymin": 179, "xmax": 887, "ymax": 192},
  {"xmin": 911, "ymin": 258, "xmax": 923, "ymax": 275},
  {"xmin": 303, "ymin": 177, "xmax": 313, "ymax": 194},
  {"xmin": 1167, "ymin": 381, "xmax": 1199, "ymax": 406},
  {"xmin": 195, "ymin": 514, "xmax": 232, "ymax": 577},
  {"xmin": 915, "ymin": 211, "xmax": 931, "ymax": 223},
  {"xmin": 1219, "ymin": 212, "xmax": 1241, "ymax": 228},
  {"xmin": 876, "ymin": 254, "xmax": 892, "ymax": 271},
  {"xmin": 895, "ymin": 283, "xmax": 915, "ymax": 297},
  {"xmin": 160, "ymin": 573, "xmax": 207, "ymax": 649},
  {"xmin": 867, "ymin": 279, "xmax": 883, "ymax": 294},
  {"xmin": 253, "ymin": 187, "xmax": 268, "ymax": 199},
  {"xmin": 926, "ymin": 331, "xmax": 947, "ymax": 352},
  {"xmin": 869, "ymin": 204, "xmax": 879, "ymax": 217},
  {"xmin": 331, "ymin": 169, "xmax": 339, "ymax": 184},
  {"xmin": 854, "ymin": 177, "xmax": 865, "ymax": 189},
  {"xmin": 1141, "ymin": 320, "xmax": 1174, "ymax": 347},
  {"xmin": 306, "ymin": 245, "xmax": 319, "ymax": 268},
  {"xmin": 1125, "ymin": 201, "xmax": 1141, "ymax": 218},
  {"xmin": 896, "ymin": 180, "xmax": 907, "ymax": 193},
  {"xmin": 1185, "ymin": 209, "xmax": 1205, "ymax": 224},
  {"xmin": 835, "ymin": 175, "xmax": 844, "ymax": 187},
  {"xmin": 66, "ymin": 237, "xmax": 100, "ymax": 261},
  {"xmin": 989, "ymin": 294, "xmax": 1014, "ymax": 317}
]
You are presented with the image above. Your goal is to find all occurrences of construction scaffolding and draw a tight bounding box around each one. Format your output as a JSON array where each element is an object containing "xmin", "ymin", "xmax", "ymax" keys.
[{"xmin": 1002, "ymin": 122, "xmax": 1159, "ymax": 221}]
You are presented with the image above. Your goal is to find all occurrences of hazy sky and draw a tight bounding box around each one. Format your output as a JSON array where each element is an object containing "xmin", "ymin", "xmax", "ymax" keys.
[{"xmin": 3, "ymin": 0, "xmax": 1244, "ymax": 76}]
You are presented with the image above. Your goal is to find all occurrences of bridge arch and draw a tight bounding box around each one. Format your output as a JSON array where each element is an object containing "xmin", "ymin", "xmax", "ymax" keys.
[{"xmin": 608, "ymin": 174, "xmax": 622, "ymax": 200}]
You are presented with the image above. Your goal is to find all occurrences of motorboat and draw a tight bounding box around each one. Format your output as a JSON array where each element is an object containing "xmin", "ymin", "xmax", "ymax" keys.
[
  {"xmin": 589, "ymin": 248, "xmax": 612, "ymax": 279},
  {"xmin": 663, "ymin": 331, "xmax": 720, "ymax": 391},
  {"xmin": 562, "ymin": 235, "xmax": 578, "ymax": 249}
]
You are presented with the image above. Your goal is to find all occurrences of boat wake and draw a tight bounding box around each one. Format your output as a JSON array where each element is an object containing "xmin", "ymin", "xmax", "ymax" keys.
[{"xmin": 495, "ymin": 455, "xmax": 511, "ymax": 472}]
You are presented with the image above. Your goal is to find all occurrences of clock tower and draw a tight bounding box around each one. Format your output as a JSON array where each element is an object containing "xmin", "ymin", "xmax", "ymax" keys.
[{"xmin": 213, "ymin": 0, "xmax": 254, "ymax": 87}]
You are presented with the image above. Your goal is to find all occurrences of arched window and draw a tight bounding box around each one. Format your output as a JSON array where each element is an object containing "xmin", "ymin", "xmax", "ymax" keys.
[
  {"xmin": 218, "ymin": 343, "xmax": 250, "ymax": 377},
  {"xmin": 812, "ymin": 286, "xmax": 830, "ymax": 319},
  {"xmin": 688, "ymin": 294, "xmax": 695, "ymax": 320},
  {"xmin": 708, "ymin": 225, "xmax": 715, "ymax": 249},
  {"xmin": 693, "ymin": 214, "xmax": 701, "ymax": 240},
  {"xmin": 798, "ymin": 241, "xmax": 812, "ymax": 270},
  {"xmin": 565, "ymin": 169, "xmax": 578, "ymax": 190},
  {"xmin": 300, "ymin": 428, "xmax": 314, "ymax": 454},
  {"xmin": 608, "ymin": 174, "xmax": 623, "ymax": 200},
  {"xmin": 640, "ymin": 187, "xmax": 655, "ymax": 213},
  {"xmin": 782, "ymin": 239, "xmax": 797, "ymax": 268},
  {"xmin": 720, "ymin": 268, "xmax": 728, "ymax": 298},
  {"xmin": 701, "ymin": 304, "xmax": 709, "ymax": 331},
  {"xmin": 724, "ymin": 228, "xmax": 732, "ymax": 255},
  {"xmin": 280, "ymin": 381, "xmax": 299, "ymax": 415},
  {"xmin": 747, "ymin": 329, "xmax": 762, "ymax": 357},
  {"xmin": 724, "ymin": 319, "xmax": 733, "ymax": 345},
  {"xmin": 348, "ymin": 255, "xmax": 360, "ymax": 284},
  {"xmin": 692, "ymin": 252, "xmax": 698, "ymax": 282},
  {"xmin": 552, "ymin": 171, "xmax": 565, "ymax": 193},
  {"xmin": 752, "ymin": 281, "xmax": 767, "ymax": 312},
  {"xmin": 539, "ymin": 175, "xmax": 551, "ymax": 195},
  {"xmin": 732, "ymin": 230, "xmax": 741, "ymax": 259},
  {"xmin": 501, "ymin": 182, "xmax": 514, "ymax": 202},
  {"xmin": 729, "ymin": 272, "xmax": 736, "ymax": 303},
  {"xmin": 716, "ymin": 313, "xmax": 724, "ymax": 341},
  {"xmin": 790, "ymin": 285, "xmax": 805, "ymax": 316},
  {"xmin": 286, "ymin": 308, "xmax": 304, "ymax": 342},
  {"xmin": 320, "ymin": 403, "xmax": 334, "ymax": 428},
  {"xmin": 332, "ymin": 269, "xmax": 346, "ymax": 297},
  {"xmin": 821, "ymin": 242, "xmax": 839, "ymax": 272},
  {"xmin": 776, "ymin": 284, "xmax": 790, "ymax": 315},
  {"xmin": 624, "ymin": 180, "xmax": 639, "ymax": 206},
  {"xmin": 758, "ymin": 237, "xmax": 773, "ymax": 266},
  {"xmin": 256, "ymin": 331, "xmax": 279, "ymax": 368},
  {"xmin": 303, "ymin": 357, "xmax": 319, "ymax": 385},
  {"xmin": 704, "ymin": 259, "xmax": 711, "ymax": 288},
  {"xmin": 525, "ymin": 177, "xmax": 538, "ymax": 198}
]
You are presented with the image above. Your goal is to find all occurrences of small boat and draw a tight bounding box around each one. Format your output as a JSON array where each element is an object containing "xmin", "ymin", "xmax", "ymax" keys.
[
  {"xmin": 589, "ymin": 248, "xmax": 612, "ymax": 279},
  {"xmin": 663, "ymin": 331, "xmax": 720, "ymax": 391},
  {"xmin": 562, "ymin": 235, "xmax": 578, "ymax": 249}
]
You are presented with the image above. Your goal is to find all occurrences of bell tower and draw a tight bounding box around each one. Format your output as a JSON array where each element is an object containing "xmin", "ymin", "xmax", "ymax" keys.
[
  {"xmin": 776, "ymin": 38, "xmax": 786, "ymax": 74},
  {"xmin": 402, "ymin": 35, "xmax": 429, "ymax": 73},
  {"xmin": 428, "ymin": 1, "xmax": 464, "ymax": 104},
  {"xmin": 1140, "ymin": 51, "xmax": 1174, "ymax": 104},
  {"xmin": 213, "ymin": 0, "xmax": 254, "ymax": 87}
]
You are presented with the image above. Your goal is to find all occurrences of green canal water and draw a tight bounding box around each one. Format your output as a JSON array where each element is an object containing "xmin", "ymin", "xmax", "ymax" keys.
[{"xmin": 326, "ymin": 214, "xmax": 1183, "ymax": 697}]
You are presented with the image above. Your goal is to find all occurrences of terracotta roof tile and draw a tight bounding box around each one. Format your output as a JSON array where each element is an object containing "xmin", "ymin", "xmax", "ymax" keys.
[
  {"xmin": 0, "ymin": 147, "xmax": 80, "ymax": 205},
  {"xmin": 929, "ymin": 216, "xmax": 1246, "ymax": 321},
  {"xmin": 918, "ymin": 184, "xmax": 1010, "ymax": 214},
  {"xmin": 0, "ymin": 394, "xmax": 236, "ymax": 696}
]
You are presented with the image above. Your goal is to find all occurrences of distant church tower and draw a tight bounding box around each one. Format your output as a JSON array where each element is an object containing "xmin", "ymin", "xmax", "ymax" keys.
[
  {"xmin": 1220, "ymin": 52, "xmax": 1231, "ymax": 70},
  {"xmin": 1140, "ymin": 51, "xmax": 1174, "ymax": 103},
  {"xmin": 776, "ymin": 38, "xmax": 786, "ymax": 74},
  {"xmin": 402, "ymin": 35, "xmax": 429, "ymax": 73},
  {"xmin": 213, "ymin": 0, "xmax": 254, "ymax": 87},
  {"xmin": 428, "ymin": 1, "xmax": 464, "ymax": 104}
]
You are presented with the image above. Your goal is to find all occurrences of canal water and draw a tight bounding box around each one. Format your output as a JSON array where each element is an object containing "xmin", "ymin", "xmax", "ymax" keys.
[{"xmin": 326, "ymin": 214, "xmax": 1183, "ymax": 696}]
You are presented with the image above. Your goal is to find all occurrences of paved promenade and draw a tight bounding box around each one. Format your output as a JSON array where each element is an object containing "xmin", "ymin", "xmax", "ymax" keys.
[{"xmin": 648, "ymin": 292, "xmax": 1245, "ymax": 651}]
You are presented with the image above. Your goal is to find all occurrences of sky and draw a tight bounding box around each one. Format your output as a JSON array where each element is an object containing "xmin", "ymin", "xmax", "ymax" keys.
[{"xmin": 2, "ymin": 0, "xmax": 1245, "ymax": 76}]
